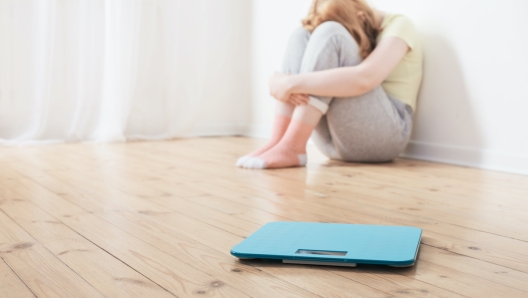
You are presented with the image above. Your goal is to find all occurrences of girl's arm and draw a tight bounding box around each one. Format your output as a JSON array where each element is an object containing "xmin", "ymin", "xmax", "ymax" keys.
[{"xmin": 269, "ymin": 37, "xmax": 409, "ymax": 102}]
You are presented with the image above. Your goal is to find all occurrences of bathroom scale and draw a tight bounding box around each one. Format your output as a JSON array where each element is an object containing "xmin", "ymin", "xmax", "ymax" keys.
[{"xmin": 231, "ymin": 222, "xmax": 422, "ymax": 267}]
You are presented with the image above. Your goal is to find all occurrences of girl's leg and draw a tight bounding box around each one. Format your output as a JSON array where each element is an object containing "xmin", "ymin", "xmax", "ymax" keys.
[
  {"xmin": 243, "ymin": 104, "xmax": 322, "ymax": 169},
  {"xmin": 236, "ymin": 28, "xmax": 310, "ymax": 166},
  {"xmin": 317, "ymin": 91, "xmax": 413, "ymax": 162},
  {"xmin": 243, "ymin": 21, "xmax": 362, "ymax": 169}
]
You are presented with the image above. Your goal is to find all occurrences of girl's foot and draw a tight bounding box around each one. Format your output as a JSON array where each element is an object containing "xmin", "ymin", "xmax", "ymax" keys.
[
  {"xmin": 242, "ymin": 143, "xmax": 307, "ymax": 169},
  {"xmin": 241, "ymin": 119, "xmax": 313, "ymax": 169},
  {"xmin": 236, "ymin": 115, "xmax": 291, "ymax": 166}
]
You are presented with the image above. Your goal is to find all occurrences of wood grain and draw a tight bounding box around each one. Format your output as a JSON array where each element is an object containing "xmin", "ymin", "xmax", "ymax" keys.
[
  {"xmin": 0, "ymin": 200, "xmax": 175, "ymax": 298},
  {"xmin": 0, "ymin": 257, "xmax": 34, "ymax": 298},
  {"xmin": 0, "ymin": 137, "xmax": 526, "ymax": 297},
  {"xmin": 0, "ymin": 209, "xmax": 103, "ymax": 297}
]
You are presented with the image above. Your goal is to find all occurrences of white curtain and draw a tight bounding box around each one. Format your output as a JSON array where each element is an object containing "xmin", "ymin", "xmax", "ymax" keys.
[{"xmin": 0, "ymin": 0, "xmax": 247, "ymax": 144}]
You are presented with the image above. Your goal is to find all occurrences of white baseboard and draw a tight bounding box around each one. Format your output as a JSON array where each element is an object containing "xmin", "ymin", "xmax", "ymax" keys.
[
  {"xmin": 402, "ymin": 140, "xmax": 528, "ymax": 176},
  {"xmin": 186, "ymin": 123, "xmax": 249, "ymax": 137}
]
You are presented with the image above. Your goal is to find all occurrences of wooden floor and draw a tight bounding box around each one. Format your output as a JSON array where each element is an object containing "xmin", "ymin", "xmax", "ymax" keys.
[{"xmin": 0, "ymin": 137, "xmax": 527, "ymax": 297}]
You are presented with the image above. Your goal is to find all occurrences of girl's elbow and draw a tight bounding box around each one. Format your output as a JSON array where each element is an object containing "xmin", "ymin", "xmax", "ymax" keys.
[{"xmin": 358, "ymin": 77, "xmax": 377, "ymax": 94}]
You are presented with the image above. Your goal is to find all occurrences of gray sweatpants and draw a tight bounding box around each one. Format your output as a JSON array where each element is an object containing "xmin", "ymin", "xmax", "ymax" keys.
[{"xmin": 283, "ymin": 22, "xmax": 413, "ymax": 162}]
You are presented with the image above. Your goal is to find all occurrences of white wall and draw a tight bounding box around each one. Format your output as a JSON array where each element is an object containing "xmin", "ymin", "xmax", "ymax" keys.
[
  {"xmin": 248, "ymin": 0, "xmax": 528, "ymax": 175},
  {"xmin": 189, "ymin": 0, "xmax": 252, "ymax": 137},
  {"xmin": 248, "ymin": 0, "xmax": 312, "ymax": 136}
]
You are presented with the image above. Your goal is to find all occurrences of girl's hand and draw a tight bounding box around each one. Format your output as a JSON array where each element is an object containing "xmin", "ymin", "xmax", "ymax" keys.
[
  {"xmin": 269, "ymin": 72, "xmax": 308, "ymax": 106},
  {"xmin": 269, "ymin": 72, "xmax": 294, "ymax": 102},
  {"xmin": 288, "ymin": 94, "xmax": 309, "ymax": 106}
]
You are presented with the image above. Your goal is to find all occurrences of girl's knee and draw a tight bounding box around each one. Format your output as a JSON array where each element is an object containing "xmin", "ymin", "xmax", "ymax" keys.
[
  {"xmin": 311, "ymin": 21, "xmax": 350, "ymax": 39},
  {"xmin": 308, "ymin": 21, "xmax": 360, "ymax": 54},
  {"xmin": 289, "ymin": 27, "xmax": 311, "ymax": 43}
]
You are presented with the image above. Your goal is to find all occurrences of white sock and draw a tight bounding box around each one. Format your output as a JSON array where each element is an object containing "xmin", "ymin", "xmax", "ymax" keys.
[{"xmin": 241, "ymin": 154, "xmax": 307, "ymax": 169}]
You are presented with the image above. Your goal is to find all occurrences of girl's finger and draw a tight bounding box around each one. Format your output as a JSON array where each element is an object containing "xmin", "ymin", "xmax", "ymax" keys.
[
  {"xmin": 297, "ymin": 98, "xmax": 307, "ymax": 105},
  {"xmin": 294, "ymin": 94, "xmax": 309, "ymax": 103},
  {"xmin": 291, "ymin": 95, "xmax": 302, "ymax": 103},
  {"xmin": 298, "ymin": 95, "xmax": 309, "ymax": 102},
  {"xmin": 295, "ymin": 97, "xmax": 308, "ymax": 105}
]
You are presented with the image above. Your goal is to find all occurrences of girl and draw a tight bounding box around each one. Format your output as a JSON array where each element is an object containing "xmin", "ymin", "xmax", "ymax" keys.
[{"xmin": 237, "ymin": 0, "xmax": 422, "ymax": 169}]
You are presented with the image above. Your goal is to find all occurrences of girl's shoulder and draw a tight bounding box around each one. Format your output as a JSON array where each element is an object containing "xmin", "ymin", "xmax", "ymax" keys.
[{"xmin": 378, "ymin": 14, "xmax": 419, "ymax": 50}]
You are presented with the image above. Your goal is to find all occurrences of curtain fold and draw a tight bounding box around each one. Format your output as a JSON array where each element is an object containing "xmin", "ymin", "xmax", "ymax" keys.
[{"xmin": 0, "ymin": 0, "xmax": 239, "ymax": 145}]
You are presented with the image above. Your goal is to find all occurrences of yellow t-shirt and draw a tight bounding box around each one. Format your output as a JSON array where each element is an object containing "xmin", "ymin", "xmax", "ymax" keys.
[{"xmin": 377, "ymin": 14, "xmax": 423, "ymax": 111}]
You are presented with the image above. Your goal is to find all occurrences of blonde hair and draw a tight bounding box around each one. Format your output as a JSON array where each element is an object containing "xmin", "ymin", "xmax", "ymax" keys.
[{"xmin": 302, "ymin": 0, "xmax": 379, "ymax": 59}]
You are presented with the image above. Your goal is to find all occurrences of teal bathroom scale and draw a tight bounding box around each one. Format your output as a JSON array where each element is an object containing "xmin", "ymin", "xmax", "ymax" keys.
[{"xmin": 231, "ymin": 222, "xmax": 422, "ymax": 267}]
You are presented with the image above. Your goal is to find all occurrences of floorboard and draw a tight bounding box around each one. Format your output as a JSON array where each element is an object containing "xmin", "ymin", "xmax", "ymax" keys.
[{"xmin": 0, "ymin": 137, "xmax": 527, "ymax": 297}]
